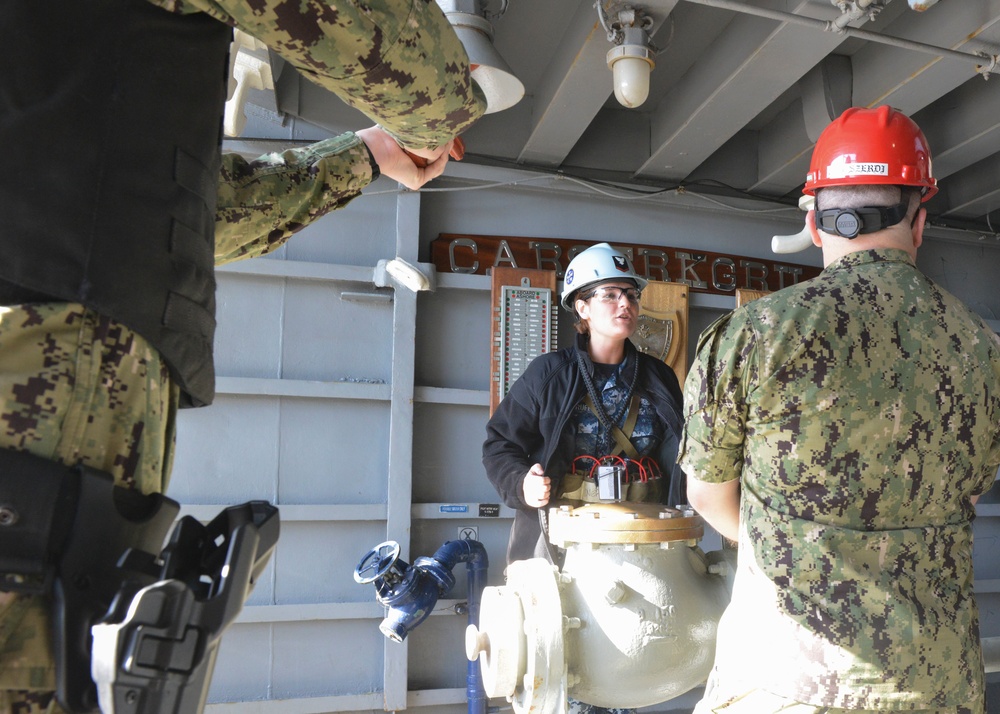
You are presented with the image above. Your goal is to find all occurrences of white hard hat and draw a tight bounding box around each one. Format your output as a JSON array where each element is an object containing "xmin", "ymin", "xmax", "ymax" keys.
[{"xmin": 560, "ymin": 243, "xmax": 648, "ymax": 310}]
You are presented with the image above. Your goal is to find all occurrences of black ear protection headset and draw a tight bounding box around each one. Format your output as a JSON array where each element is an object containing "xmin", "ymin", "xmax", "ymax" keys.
[{"xmin": 814, "ymin": 201, "xmax": 910, "ymax": 239}]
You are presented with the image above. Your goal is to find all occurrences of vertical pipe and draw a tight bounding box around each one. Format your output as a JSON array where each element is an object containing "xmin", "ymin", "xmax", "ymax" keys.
[
  {"xmin": 466, "ymin": 551, "xmax": 489, "ymax": 714},
  {"xmin": 427, "ymin": 540, "xmax": 490, "ymax": 714},
  {"xmin": 383, "ymin": 190, "xmax": 422, "ymax": 711}
]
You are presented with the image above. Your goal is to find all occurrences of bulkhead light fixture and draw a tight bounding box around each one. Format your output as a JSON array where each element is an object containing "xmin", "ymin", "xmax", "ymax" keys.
[
  {"xmin": 436, "ymin": 0, "xmax": 525, "ymax": 114},
  {"xmin": 600, "ymin": 3, "xmax": 656, "ymax": 108}
]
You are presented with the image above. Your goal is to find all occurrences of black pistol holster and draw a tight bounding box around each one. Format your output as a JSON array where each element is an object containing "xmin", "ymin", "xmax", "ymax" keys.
[{"xmin": 0, "ymin": 447, "xmax": 279, "ymax": 714}]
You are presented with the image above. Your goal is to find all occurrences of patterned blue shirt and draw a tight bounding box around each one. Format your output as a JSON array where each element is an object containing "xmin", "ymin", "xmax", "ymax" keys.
[{"xmin": 571, "ymin": 361, "xmax": 656, "ymax": 463}]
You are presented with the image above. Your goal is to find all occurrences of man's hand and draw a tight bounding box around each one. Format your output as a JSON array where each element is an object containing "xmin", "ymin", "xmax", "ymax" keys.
[
  {"xmin": 357, "ymin": 126, "xmax": 460, "ymax": 191},
  {"xmin": 522, "ymin": 463, "xmax": 551, "ymax": 508}
]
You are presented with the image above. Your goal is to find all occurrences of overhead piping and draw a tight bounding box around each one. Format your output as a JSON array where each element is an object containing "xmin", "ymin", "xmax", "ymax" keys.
[
  {"xmin": 831, "ymin": 0, "xmax": 879, "ymax": 31},
  {"xmin": 676, "ymin": 0, "xmax": 998, "ymax": 78}
]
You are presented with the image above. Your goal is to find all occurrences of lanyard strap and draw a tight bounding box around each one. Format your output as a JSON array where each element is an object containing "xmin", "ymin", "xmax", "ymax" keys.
[{"xmin": 585, "ymin": 393, "xmax": 641, "ymax": 460}]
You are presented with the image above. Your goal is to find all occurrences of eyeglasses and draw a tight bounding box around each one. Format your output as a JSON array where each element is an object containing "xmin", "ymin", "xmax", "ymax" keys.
[{"xmin": 589, "ymin": 286, "xmax": 642, "ymax": 304}]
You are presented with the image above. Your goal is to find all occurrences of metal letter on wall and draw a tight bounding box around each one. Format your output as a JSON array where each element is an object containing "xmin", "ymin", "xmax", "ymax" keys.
[
  {"xmin": 629, "ymin": 280, "xmax": 689, "ymax": 385},
  {"xmin": 490, "ymin": 267, "xmax": 559, "ymax": 416},
  {"xmin": 432, "ymin": 234, "xmax": 822, "ymax": 296}
]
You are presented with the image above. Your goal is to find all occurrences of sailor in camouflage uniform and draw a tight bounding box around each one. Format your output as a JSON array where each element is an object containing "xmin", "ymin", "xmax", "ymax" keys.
[
  {"xmin": 679, "ymin": 106, "xmax": 1000, "ymax": 714},
  {"xmin": 0, "ymin": 1, "xmax": 486, "ymax": 711}
]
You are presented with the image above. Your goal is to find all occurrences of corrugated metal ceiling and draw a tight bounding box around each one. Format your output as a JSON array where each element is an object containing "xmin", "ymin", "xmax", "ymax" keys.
[{"xmin": 270, "ymin": 0, "xmax": 1000, "ymax": 239}]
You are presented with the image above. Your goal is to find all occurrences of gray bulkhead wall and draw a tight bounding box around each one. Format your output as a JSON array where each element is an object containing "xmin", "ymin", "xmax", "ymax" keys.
[{"xmin": 166, "ymin": 158, "xmax": 1000, "ymax": 713}]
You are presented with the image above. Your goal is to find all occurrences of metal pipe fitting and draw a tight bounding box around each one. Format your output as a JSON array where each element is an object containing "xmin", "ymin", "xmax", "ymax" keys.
[{"xmin": 355, "ymin": 539, "xmax": 490, "ymax": 714}]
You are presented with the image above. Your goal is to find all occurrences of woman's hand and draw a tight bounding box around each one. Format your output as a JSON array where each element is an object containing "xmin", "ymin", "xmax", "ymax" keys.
[{"xmin": 522, "ymin": 463, "xmax": 551, "ymax": 508}]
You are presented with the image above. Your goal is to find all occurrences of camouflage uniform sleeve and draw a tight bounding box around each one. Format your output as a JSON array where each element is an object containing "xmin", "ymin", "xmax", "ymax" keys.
[
  {"xmin": 151, "ymin": 0, "xmax": 487, "ymax": 149},
  {"xmin": 678, "ymin": 310, "xmax": 757, "ymax": 484},
  {"xmin": 215, "ymin": 133, "xmax": 373, "ymax": 265},
  {"xmin": 980, "ymin": 334, "xmax": 1000, "ymax": 495}
]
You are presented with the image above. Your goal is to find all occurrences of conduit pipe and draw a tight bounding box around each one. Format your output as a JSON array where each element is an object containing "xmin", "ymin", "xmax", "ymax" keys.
[{"xmin": 677, "ymin": 0, "xmax": 998, "ymax": 77}]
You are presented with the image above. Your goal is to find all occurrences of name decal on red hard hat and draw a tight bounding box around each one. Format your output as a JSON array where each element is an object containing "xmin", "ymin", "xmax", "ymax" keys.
[{"xmin": 828, "ymin": 160, "xmax": 889, "ymax": 179}]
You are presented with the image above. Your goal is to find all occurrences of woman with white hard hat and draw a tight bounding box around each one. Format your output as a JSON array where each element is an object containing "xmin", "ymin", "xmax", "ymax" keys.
[{"xmin": 482, "ymin": 242, "xmax": 686, "ymax": 714}]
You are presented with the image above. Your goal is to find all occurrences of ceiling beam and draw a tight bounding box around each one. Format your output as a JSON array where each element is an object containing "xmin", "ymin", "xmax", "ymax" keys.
[
  {"xmin": 752, "ymin": 96, "xmax": 814, "ymax": 199},
  {"xmin": 850, "ymin": 0, "xmax": 1000, "ymax": 112},
  {"xmin": 915, "ymin": 75, "xmax": 1000, "ymax": 180},
  {"xmin": 635, "ymin": 0, "xmax": 851, "ymax": 182},
  {"xmin": 938, "ymin": 156, "xmax": 1000, "ymax": 221},
  {"xmin": 516, "ymin": 0, "xmax": 678, "ymax": 166},
  {"xmin": 750, "ymin": 0, "xmax": 1000, "ymax": 198}
]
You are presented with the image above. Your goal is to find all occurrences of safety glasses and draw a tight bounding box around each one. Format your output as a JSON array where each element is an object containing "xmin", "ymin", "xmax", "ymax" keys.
[{"xmin": 590, "ymin": 286, "xmax": 642, "ymax": 304}]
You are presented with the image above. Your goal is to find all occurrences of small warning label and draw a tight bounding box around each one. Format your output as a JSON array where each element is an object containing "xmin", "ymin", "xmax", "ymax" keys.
[
  {"xmin": 439, "ymin": 504, "xmax": 468, "ymax": 513},
  {"xmin": 479, "ymin": 503, "xmax": 501, "ymax": 518}
]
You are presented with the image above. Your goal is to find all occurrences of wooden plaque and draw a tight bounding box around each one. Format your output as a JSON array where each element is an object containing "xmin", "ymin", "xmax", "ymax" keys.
[
  {"xmin": 630, "ymin": 281, "xmax": 690, "ymax": 385},
  {"xmin": 736, "ymin": 288, "xmax": 770, "ymax": 307},
  {"xmin": 489, "ymin": 267, "xmax": 559, "ymax": 416}
]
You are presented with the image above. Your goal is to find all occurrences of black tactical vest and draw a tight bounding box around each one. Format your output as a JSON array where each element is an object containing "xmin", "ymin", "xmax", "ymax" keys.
[{"xmin": 0, "ymin": 0, "xmax": 232, "ymax": 407}]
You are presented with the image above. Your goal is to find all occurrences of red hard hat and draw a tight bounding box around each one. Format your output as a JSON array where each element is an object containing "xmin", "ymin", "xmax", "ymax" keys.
[{"xmin": 804, "ymin": 106, "xmax": 937, "ymax": 201}]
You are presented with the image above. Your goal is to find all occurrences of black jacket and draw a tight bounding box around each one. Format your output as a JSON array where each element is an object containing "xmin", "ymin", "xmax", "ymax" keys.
[{"xmin": 483, "ymin": 334, "xmax": 686, "ymax": 564}]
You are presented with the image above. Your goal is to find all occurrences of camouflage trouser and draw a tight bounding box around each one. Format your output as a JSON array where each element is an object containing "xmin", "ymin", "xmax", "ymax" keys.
[
  {"xmin": 567, "ymin": 697, "xmax": 634, "ymax": 714},
  {"xmin": 0, "ymin": 303, "xmax": 179, "ymax": 713},
  {"xmin": 0, "ymin": 690, "xmax": 58, "ymax": 714},
  {"xmin": 692, "ymin": 687, "xmax": 981, "ymax": 714}
]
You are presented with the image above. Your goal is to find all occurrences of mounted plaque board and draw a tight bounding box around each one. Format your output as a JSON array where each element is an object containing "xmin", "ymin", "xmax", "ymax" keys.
[
  {"xmin": 736, "ymin": 288, "xmax": 770, "ymax": 307},
  {"xmin": 629, "ymin": 281, "xmax": 690, "ymax": 385},
  {"xmin": 431, "ymin": 234, "xmax": 821, "ymax": 296},
  {"xmin": 490, "ymin": 267, "xmax": 559, "ymax": 416}
]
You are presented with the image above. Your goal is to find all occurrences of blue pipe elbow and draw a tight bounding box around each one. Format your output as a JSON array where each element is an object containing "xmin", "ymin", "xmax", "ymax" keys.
[
  {"xmin": 376, "ymin": 566, "xmax": 442, "ymax": 642},
  {"xmin": 358, "ymin": 539, "xmax": 491, "ymax": 714}
]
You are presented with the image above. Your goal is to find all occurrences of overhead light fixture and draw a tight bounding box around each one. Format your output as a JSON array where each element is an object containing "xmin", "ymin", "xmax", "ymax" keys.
[
  {"xmin": 599, "ymin": 3, "xmax": 656, "ymax": 109},
  {"xmin": 436, "ymin": 0, "xmax": 525, "ymax": 114}
]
